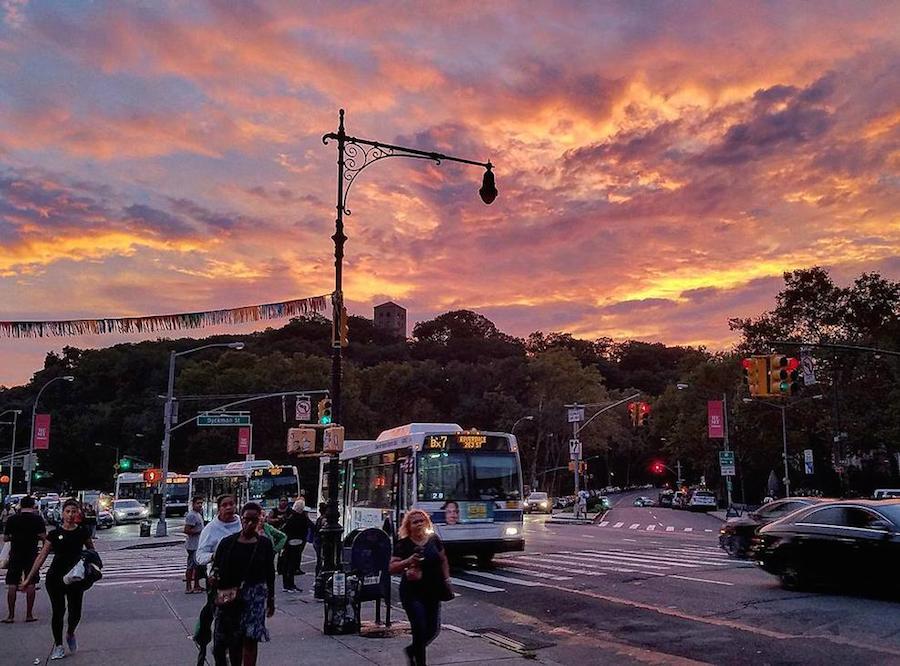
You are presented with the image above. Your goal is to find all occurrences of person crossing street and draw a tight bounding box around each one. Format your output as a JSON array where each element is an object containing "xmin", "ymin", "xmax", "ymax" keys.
[
  {"xmin": 184, "ymin": 496, "xmax": 205, "ymax": 594},
  {"xmin": 2, "ymin": 495, "xmax": 46, "ymax": 624}
]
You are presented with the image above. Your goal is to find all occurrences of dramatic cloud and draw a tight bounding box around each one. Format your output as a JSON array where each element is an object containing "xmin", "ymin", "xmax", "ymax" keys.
[{"xmin": 1, "ymin": 1, "xmax": 899, "ymax": 385}]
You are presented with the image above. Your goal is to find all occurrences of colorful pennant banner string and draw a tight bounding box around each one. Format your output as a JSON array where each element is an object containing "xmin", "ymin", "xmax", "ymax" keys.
[{"xmin": 0, "ymin": 295, "xmax": 329, "ymax": 338}]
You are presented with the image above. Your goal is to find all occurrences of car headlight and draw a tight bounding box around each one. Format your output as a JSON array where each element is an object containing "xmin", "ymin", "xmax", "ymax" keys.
[
  {"xmin": 539, "ymin": 502, "xmax": 547, "ymax": 508},
  {"xmin": 505, "ymin": 527, "xmax": 519, "ymax": 536}
]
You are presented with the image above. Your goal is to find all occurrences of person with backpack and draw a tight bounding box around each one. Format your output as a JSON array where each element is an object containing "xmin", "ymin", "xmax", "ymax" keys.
[{"xmin": 23, "ymin": 499, "xmax": 94, "ymax": 660}]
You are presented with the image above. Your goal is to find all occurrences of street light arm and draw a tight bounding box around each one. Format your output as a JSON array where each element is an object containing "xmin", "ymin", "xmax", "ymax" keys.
[
  {"xmin": 575, "ymin": 393, "xmax": 641, "ymax": 435},
  {"xmin": 175, "ymin": 342, "xmax": 243, "ymax": 358}
]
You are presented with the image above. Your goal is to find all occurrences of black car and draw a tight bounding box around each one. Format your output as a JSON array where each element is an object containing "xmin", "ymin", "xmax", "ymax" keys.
[
  {"xmin": 658, "ymin": 491, "xmax": 674, "ymax": 508},
  {"xmin": 753, "ymin": 499, "xmax": 900, "ymax": 593},
  {"xmin": 719, "ymin": 498, "xmax": 827, "ymax": 558}
]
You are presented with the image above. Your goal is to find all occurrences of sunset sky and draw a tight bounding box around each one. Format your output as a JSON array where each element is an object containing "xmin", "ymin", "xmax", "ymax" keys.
[{"xmin": 1, "ymin": 1, "xmax": 898, "ymax": 387}]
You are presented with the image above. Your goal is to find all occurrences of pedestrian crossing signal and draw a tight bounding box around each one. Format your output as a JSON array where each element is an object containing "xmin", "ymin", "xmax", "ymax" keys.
[{"xmin": 143, "ymin": 468, "xmax": 162, "ymax": 484}]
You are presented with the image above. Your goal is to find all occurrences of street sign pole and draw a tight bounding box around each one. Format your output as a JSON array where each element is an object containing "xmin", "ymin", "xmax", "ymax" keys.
[{"xmin": 721, "ymin": 392, "xmax": 733, "ymax": 509}]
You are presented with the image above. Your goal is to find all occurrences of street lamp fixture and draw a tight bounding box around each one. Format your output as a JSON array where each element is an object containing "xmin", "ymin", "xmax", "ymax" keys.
[
  {"xmin": 27, "ymin": 375, "xmax": 75, "ymax": 494},
  {"xmin": 319, "ymin": 109, "xmax": 496, "ymax": 610},
  {"xmin": 156, "ymin": 341, "xmax": 244, "ymax": 537},
  {"xmin": 511, "ymin": 415, "xmax": 534, "ymax": 435}
]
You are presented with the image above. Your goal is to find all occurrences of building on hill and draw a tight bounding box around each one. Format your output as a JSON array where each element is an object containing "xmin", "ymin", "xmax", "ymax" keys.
[{"xmin": 374, "ymin": 301, "xmax": 407, "ymax": 339}]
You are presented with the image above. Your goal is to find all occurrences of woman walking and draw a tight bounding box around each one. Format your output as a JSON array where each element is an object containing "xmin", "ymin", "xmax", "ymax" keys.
[
  {"xmin": 389, "ymin": 510, "xmax": 451, "ymax": 666},
  {"xmin": 281, "ymin": 500, "xmax": 311, "ymax": 592},
  {"xmin": 210, "ymin": 502, "xmax": 275, "ymax": 666},
  {"xmin": 24, "ymin": 499, "xmax": 94, "ymax": 660}
]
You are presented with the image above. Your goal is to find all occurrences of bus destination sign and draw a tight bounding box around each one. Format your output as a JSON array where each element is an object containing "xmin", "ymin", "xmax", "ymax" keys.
[{"xmin": 423, "ymin": 433, "xmax": 508, "ymax": 451}]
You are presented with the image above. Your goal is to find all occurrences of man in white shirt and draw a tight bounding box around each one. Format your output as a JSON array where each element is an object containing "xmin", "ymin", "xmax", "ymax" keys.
[{"xmin": 183, "ymin": 497, "xmax": 205, "ymax": 593}]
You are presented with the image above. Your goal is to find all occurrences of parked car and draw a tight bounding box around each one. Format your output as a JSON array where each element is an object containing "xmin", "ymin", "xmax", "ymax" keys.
[
  {"xmin": 525, "ymin": 492, "xmax": 552, "ymax": 514},
  {"xmin": 633, "ymin": 496, "xmax": 654, "ymax": 507},
  {"xmin": 658, "ymin": 490, "xmax": 674, "ymax": 508},
  {"xmin": 111, "ymin": 499, "xmax": 150, "ymax": 524},
  {"xmin": 719, "ymin": 498, "xmax": 826, "ymax": 558},
  {"xmin": 686, "ymin": 489, "xmax": 718, "ymax": 512},
  {"xmin": 97, "ymin": 509, "xmax": 115, "ymax": 529},
  {"xmin": 753, "ymin": 499, "xmax": 900, "ymax": 593},
  {"xmin": 873, "ymin": 489, "xmax": 900, "ymax": 500},
  {"xmin": 672, "ymin": 491, "xmax": 688, "ymax": 509}
]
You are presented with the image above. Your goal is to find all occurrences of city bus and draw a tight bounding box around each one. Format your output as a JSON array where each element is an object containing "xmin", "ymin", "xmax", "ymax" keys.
[
  {"xmin": 114, "ymin": 472, "xmax": 191, "ymax": 516},
  {"xmin": 188, "ymin": 460, "xmax": 301, "ymax": 522},
  {"xmin": 334, "ymin": 423, "xmax": 524, "ymax": 564}
]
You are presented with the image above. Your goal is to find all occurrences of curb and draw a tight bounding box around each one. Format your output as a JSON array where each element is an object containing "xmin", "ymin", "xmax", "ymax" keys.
[{"xmin": 116, "ymin": 539, "xmax": 184, "ymax": 550}]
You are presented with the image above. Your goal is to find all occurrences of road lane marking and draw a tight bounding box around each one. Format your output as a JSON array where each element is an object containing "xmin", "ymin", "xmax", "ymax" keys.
[
  {"xmin": 684, "ymin": 527, "xmax": 693, "ymax": 532},
  {"xmin": 447, "ymin": 576, "xmax": 505, "ymax": 592},
  {"xmin": 599, "ymin": 521, "xmax": 610, "ymax": 526},
  {"xmin": 705, "ymin": 529, "xmax": 713, "ymax": 532},
  {"xmin": 628, "ymin": 523, "xmax": 640, "ymax": 529},
  {"xmin": 508, "ymin": 557, "xmax": 606, "ymax": 576},
  {"xmin": 668, "ymin": 575, "xmax": 733, "ymax": 586},
  {"xmin": 665, "ymin": 526, "xmax": 675, "ymax": 531},
  {"xmin": 553, "ymin": 552, "xmax": 673, "ymax": 570},
  {"xmin": 464, "ymin": 570, "xmax": 544, "ymax": 587},
  {"xmin": 613, "ymin": 522, "xmax": 625, "ymax": 528},
  {"xmin": 646, "ymin": 525, "xmax": 656, "ymax": 531},
  {"xmin": 579, "ymin": 551, "xmax": 702, "ymax": 569},
  {"xmin": 497, "ymin": 567, "xmax": 572, "ymax": 581}
]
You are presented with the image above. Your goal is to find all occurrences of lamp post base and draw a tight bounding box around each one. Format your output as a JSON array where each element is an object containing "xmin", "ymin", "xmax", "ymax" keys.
[{"xmin": 154, "ymin": 519, "xmax": 168, "ymax": 537}]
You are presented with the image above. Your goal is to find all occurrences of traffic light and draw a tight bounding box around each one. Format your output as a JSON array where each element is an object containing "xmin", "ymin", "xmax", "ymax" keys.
[
  {"xmin": 770, "ymin": 355, "xmax": 801, "ymax": 397},
  {"xmin": 119, "ymin": 457, "xmax": 132, "ymax": 471},
  {"xmin": 628, "ymin": 402, "xmax": 639, "ymax": 427},
  {"xmin": 143, "ymin": 468, "xmax": 162, "ymax": 484},
  {"xmin": 637, "ymin": 402, "xmax": 651, "ymax": 426},
  {"xmin": 742, "ymin": 356, "xmax": 768, "ymax": 396},
  {"xmin": 318, "ymin": 398, "xmax": 333, "ymax": 425},
  {"xmin": 650, "ymin": 461, "xmax": 665, "ymax": 475}
]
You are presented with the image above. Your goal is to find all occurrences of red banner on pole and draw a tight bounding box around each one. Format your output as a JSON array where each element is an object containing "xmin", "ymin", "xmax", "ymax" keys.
[
  {"xmin": 33, "ymin": 413, "xmax": 51, "ymax": 450},
  {"xmin": 237, "ymin": 427, "xmax": 250, "ymax": 455},
  {"xmin": 707, "ymin": 401, "xmax": 724, "ymax": 439}
]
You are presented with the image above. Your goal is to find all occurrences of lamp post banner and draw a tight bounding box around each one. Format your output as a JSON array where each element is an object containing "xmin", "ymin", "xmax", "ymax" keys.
[
  {"xmin": 33, "ymin": 413, "xmax": 51, "ymax": 450},
  {"xmin": 237, "ymin": 427, "xmax": 251, "ymax": 455},
  {"xmin": 707, "ymin": 401, "xmax": 724, "ymax": 439}
]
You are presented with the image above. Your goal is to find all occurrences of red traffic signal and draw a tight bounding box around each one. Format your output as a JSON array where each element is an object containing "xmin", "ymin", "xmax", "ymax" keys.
[
  {"xmin": 650, "ymin": 461, "xmax": 665, "ymax": 475},
  {"xmin": 143, "ymin": 468, "xmax": 162, "ymax": 484}
]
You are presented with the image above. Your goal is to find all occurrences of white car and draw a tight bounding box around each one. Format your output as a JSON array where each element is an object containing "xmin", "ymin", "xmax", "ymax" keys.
[
  {"xmin": 687, "ymin": 490, "xmax": 717, "ymax": 511},
  {"xmin": 525, "ymin": 492, "xmax": 552, "ymax": 514},
  {"xmin": 111, "ymin": 499, "xmax": 150, "ymax": 524}
]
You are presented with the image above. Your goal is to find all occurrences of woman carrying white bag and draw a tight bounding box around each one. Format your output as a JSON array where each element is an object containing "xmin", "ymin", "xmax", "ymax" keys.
[{"xmin": 24, "ymin": 499, "xmax": 94, "ymax": 660}]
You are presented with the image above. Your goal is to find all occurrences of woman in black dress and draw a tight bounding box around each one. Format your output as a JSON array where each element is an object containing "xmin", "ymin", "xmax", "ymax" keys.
[
  {"xmin": 210, "ymin": 502, "xmax": 275, "ymax": 666},
  {"xmin": 24, "ymin": 499, "xmax": 94, "ymax": 661},
  {"xmin": 389, "ymin": 509, "xmax": 451, "ymax": 666}
]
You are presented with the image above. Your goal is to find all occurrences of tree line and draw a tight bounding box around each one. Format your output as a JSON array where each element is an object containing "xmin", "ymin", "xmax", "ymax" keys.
[{"xmin": 1, "ymin": 267, "xmax": 897, "ymax": 502}]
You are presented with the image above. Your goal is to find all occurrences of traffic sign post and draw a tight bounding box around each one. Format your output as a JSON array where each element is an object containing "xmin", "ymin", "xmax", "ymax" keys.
[
  {"xmin": 295, "ymin": 397, "xmax": 312, "ymax": 422},
  {"xmin": 719, "ymin": 450, "xmax": 736, "ymax": 477},
  {"xmin": 567, "ymin": 406, "xmax": 585, "ymax": 423},
  {"xmin": 197, "ymin": 412, "xmax": 251, "ymax": 427},
  {"xmin": 569, "ymin": 439, "xmax": 582, "ymax": 460}
]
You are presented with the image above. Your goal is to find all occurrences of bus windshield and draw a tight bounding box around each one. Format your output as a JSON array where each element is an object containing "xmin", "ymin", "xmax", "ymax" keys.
[
  {"xmin": 417, "ymin": 452, "xmax": 521, "ymax": 502},
  {"xmin": 166, "ymin": 483, "xmax": 190, "ymax": 502},
  {"xmin": 249, "ymin": 473, "xmax": 300, "ymax": 503}
]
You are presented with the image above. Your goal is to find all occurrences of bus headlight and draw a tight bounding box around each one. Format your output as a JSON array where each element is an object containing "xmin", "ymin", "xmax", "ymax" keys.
[{"xmin": 504, "ymin": 526, "xmax": 519, "ymax": 537}]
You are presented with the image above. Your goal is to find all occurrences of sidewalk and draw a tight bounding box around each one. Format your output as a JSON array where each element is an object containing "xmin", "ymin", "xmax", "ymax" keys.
[{"xmin": 2, "ymin": 573, "xmax": 553, "ymax": 665}]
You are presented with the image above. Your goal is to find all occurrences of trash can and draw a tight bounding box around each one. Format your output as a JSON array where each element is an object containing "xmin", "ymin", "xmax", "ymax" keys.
[
  {"xmin": 323, "ymin": 571, "xmax": 360, "ymax": 635},
  {"xmin": 140, "ymin": 520, "xmax": 151, "ymax": 537}
]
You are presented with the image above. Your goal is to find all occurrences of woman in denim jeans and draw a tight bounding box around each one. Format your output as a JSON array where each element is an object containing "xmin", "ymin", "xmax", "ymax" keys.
[{"xmin": 389, "ymin": 510, "xmax": 450, "ymax": 666}]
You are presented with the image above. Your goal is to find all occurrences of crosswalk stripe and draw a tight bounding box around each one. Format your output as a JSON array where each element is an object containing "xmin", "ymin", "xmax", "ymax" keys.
[
  {"xmin": 497, "ymin": 566, "xmax": 571, "ymax": 581},
  {"xmin": 510, "ymin": 557, "xmax": 606, "ymax": 576},
  {"xmin": 464, "ymin": 570, "xmax": 544, "ymax": 587},
  {"xmin": 576, "ymin": 551, "xmax": 700, "ymax": 569},
  {"xmin": 551, "ymin": 552, "xmax": 672, "ymax": 571},
  {"xmin": 613, "ymin": 522, "xmax": 624, "ymax": 528},
  {"xmin": 628, "ymin": 523, "xmax": 640, "ymax": 529},
  {"xmin": 599, "ymin": 521, "xmax": 610, "ymax": 527},
  {"xmin": 448, "ymin": 576, "xmax": 504, "ymax": 593},
  {"xmin": 665, "ymin": 526, "xmax": 675, "ymax": 531},
  {"xmin": 646, "ymin": 525, "xmax": 655, "ymax": 531},
  {"xmin": 602, "ymin": 551, "xmax": 729, "ymax": 567},
  {"xmin": 684, "ymin": 527, "xmax": 693, "ymax": 532}
]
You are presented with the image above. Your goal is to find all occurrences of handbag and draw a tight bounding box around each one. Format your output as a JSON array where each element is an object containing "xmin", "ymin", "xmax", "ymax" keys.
[
  {"xmin": 213, "ymin": 539, "xmax": 258, "ymax": 607},
  {"xmin": 63, "ymin": 559, "xmax": 86, "ymax": 586},
  {"xmin": 0, "ymin": 541, "xmax": 10, "ymax": 569}
]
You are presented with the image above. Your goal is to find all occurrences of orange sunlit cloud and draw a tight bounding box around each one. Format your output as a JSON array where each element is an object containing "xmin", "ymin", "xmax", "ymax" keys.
[{"xmin": 1, "ymin": 1, "xmax": 899, "ymax": 386}]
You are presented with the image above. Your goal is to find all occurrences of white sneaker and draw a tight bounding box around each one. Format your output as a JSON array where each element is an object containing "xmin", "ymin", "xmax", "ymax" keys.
[{"xmin": 50, "ymin": 645, "xmax": 66, "ymax": 660}]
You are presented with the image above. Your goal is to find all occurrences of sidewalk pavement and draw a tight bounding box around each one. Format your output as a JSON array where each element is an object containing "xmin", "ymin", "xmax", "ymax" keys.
[
  {"xmin": 2, "ymin": 572, "xmax": 556, "ymax": 665},
  {"xmin": 91, "ymin": 533, "xmax": 184, "ymax": 552}
]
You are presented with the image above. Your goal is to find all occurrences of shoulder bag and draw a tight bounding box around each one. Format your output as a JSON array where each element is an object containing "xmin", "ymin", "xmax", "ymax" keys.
[{"xmin": 214, "ymin": 539, "xmax": 259, "ymax": 607}]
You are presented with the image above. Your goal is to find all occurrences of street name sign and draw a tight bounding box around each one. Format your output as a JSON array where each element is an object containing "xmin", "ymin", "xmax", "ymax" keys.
[
  {"xmin": 198, "ymin": 412, "xmax": 251, "ymax": 427},
  {"xmin": 719, "ymin": 450, "xmax": 736, "ymax": 476},
  {"xmin": 803, "ymin": 448, "xmax": 814, "ymax": 475}
]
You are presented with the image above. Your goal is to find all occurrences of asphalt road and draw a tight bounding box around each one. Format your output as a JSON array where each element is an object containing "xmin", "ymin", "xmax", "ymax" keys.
[{"xmin": 438, "ymin": 489, "xmax": 900, "ymax": 665}]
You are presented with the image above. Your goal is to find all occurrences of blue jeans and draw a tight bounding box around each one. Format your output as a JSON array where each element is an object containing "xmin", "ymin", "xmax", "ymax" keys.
[{"xmin": 401, "ymin": 594, "xmax": 440, "ymax": 665}]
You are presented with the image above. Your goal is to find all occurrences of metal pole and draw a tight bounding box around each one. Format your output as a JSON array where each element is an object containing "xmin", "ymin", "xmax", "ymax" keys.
[
  {"xmin": 572, "ymin": 417, "xmax": 579, "ymax": 500},
  {"xmin": 676, "ymin": 460, "xmax": 683, "ymax": 487},
  {"xmin": 722, "ymin": 392, "xmax": 733, "ymax": 509},
  {"xmin": 781, "ymin": 406, "xmax": 791, "ymax": 498},
  {"xmin": 27, "ymin": 379, "xmax": 60, "ymax": 495},
  {"xmin": 246, "ymin": 425, "xmax": 254, "ymax": 462},
  {"xmin": 155, "ymin": 350, "xmax": 176, "ymax": 537},
  {"xmin": 323, "ymin": 109, "xmax": 347, "ymax": 579},
  {"xmin": 9, "ymin": 411, "xmax": 18, "ymax": 494}
]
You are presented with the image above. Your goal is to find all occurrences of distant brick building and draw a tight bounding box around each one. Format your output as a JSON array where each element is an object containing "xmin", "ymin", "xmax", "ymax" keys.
[{"xmin": 374, "ymin": 301, "xmax": 407, "ymax": 339}]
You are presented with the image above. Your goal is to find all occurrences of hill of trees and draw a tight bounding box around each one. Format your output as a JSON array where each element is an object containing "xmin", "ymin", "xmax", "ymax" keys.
[{"xmin": 1, "ymin": 267, "xmax": 897, "ymax": 502}]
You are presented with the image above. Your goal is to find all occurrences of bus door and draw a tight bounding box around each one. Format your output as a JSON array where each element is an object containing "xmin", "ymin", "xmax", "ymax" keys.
[{"xmin": 392, "ymin": 456, "xmax": 415, "ymax": 538}]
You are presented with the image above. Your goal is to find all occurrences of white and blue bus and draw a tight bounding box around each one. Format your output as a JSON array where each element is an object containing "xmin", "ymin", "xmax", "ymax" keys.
[
  {"xmin": 114, "ymin": 472, "xmax": 191, "ymax": 516},
  {"xmin": 188, "ymin": 460, "xmax": 301, "ymax": 522},
  {"xmin": 335, "ymin": 423, "xmax": 525, "ymax": 564}
]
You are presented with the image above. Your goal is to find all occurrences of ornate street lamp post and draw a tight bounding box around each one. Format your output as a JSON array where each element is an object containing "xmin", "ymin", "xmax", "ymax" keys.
[
  {"xmin": 27, "ymin": 376, "xmax": 74, "ymax": 494},
  {"xmin": 319, "ymin": 109, "xmax": 497, "ymax": 609}
]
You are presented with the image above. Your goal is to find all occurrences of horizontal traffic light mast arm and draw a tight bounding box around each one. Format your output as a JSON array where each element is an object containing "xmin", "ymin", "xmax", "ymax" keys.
[
  {"xmin": 575, "ymin": 393, "xmax": 641, "ymax": 435},
  {"xmin": 765, "ymin": 340, "xmax": 900, "ymax": 358},
  {"xmin": 169, "ymin": 390, "xmax": 329, "ymax": 433}
]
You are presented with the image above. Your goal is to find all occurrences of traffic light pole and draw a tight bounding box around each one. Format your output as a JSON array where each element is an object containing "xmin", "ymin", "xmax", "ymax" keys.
[
  {"xmin": 155, "ymin": 350, "xmax": 177, "ymax": 537},
  {"xmin": 781, "ymin": 405, "xmax": 791, "ymax": 498},
  {"xmin": 571, "ymin": 394, "xmax": 641, "ymax": 496},
  {"xmin": 721, "ymin": 392, "xmax": 733, "ymax": 509}
]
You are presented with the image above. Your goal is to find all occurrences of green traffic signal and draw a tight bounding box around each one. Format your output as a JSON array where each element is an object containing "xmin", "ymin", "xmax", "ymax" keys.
[
  {"xmin": 119, "ymin": 457, "xmax": 132, "ymax": 471},
  {"xmin": 318, "ymin": 398, "xmax": 333, "ymax": 425}
]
